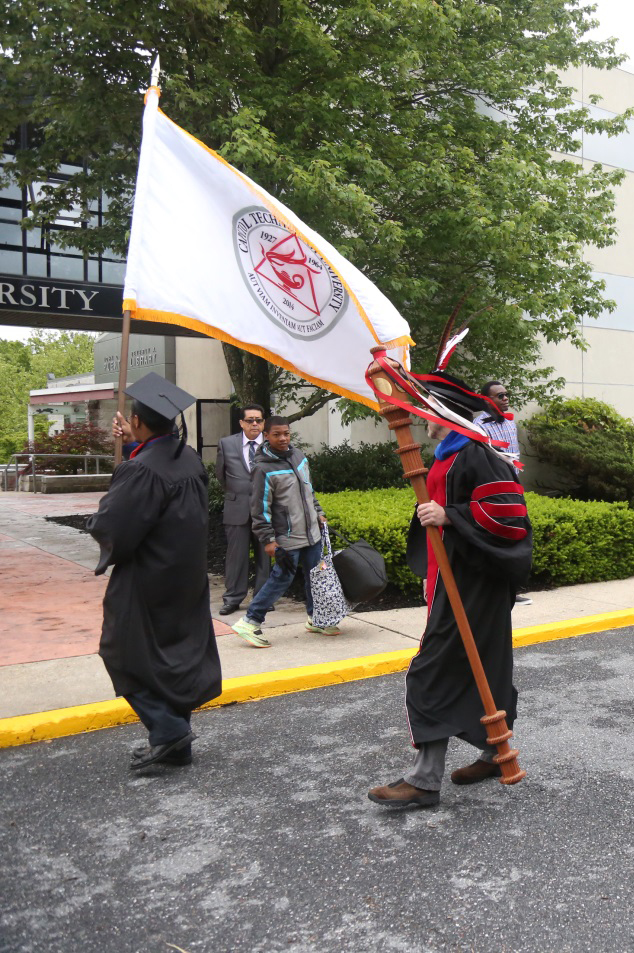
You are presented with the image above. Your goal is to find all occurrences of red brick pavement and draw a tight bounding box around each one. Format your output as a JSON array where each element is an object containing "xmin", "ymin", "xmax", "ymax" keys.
[
  {"xmin": 0, "ymin": 541, "xmax": 106, "ymax": 665},
  {"xmin": 0, "ymin": 491, "xmax": 232, "ymax": 667}
]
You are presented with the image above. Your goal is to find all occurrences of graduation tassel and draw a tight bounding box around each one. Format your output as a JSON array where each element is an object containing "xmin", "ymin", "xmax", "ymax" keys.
[{"xmin": 176, "ymin": 412, "xmax": 187, "ymax": 458}]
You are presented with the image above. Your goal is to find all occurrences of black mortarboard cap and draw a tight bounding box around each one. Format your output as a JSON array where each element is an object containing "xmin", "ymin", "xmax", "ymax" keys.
[{"xmin": 124, "ymin": 372, "xmax": 195, "ymax": 421}]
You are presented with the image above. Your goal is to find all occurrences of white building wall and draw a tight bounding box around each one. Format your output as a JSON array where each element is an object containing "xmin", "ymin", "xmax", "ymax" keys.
[{"xmin": 553, "ymin": 65, "xmax": 634, "ymax": 417}]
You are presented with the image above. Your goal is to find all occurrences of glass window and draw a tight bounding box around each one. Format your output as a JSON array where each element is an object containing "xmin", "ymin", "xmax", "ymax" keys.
[
  {"xmin": 0, "ymin": 204, "xmax": 24, "ymax": 221},
  {"xmin": 0, "ymin": 250, "xmax": 23, "ymax": 274},
  {"xmin": 102, "ymin": 261, "xmax": 126, "ymax": 283},
  {"xmin": 26, "ymin": 252, "xmax": 48, "ymax": 276},
  {"xmin": 50, "ymin": 255, "xmax": 84, "ymax": 280},
  {"xmin": 0, "ymin": 221, "xmax": 22, "ymax": 246},
  {"xmin": 87, "ymin": 260, "xmax": 101, "ymax": 282},
  {"xmin": 0, "ymin": 181, "xmax": 21, "ymax": 201},
  {"xmin": 25, "ymin": 225, "xmax": 44, "ymax": 248}
]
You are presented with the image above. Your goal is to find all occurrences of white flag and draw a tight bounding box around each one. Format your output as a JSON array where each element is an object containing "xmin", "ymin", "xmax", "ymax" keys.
[{"xmin": 123, "ymin": 88, "xmax": 412, "ymax": 408}]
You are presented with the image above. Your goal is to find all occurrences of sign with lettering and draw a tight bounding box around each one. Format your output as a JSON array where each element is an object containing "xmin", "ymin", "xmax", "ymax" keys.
[
  {"xmin": 0, "ymin": 275, "xmax": 122, "ymax": 318},
  {"xmin": 101, "ymin": 344, "xmax": 159, "ymax": 374},
  {"xmin": 93, "ymin": 332, "xmax": 175, "ymax": 386}
]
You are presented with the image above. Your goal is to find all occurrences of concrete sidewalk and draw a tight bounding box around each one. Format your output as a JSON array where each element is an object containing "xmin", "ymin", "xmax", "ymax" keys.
[{"xmin": 1, "ymin": 490, "xmax": 633, "ymax": 726}]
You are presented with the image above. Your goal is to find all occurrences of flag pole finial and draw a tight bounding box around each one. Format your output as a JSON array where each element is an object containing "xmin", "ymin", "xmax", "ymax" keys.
[{"xmin": 151, "ymin": 55, "xmax": 161, "ymax": 88}]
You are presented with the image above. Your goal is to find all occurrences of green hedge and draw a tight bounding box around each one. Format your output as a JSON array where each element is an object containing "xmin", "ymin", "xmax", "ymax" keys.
[
  {"xmin": 527, "ymin": 493, "xmax": 634, "ymax": 585},
  {"xmin": 308, "ymin": 441, "xmax": 431, "ymax": 493},
  {"xmin": 318, "ymin": 488, "xmax": 634, "ymax": 591}
]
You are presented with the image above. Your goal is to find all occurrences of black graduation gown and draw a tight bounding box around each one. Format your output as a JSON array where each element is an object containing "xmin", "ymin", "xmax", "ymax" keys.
[
  {"xmin": 405, "ymin": 440, "xmax": 532, "ymax": 748},
  {"xmin": 87, "ymin": 436, "xmax": 222, "ymax": 712}
]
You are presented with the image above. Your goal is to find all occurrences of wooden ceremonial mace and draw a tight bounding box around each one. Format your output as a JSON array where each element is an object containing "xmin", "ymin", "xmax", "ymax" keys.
[{"xmin": 367, "ymin": 348, "xmax": 526, "ymax": 785}]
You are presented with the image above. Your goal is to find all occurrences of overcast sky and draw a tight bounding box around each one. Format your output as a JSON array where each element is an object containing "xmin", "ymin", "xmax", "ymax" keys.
[
  {"xmin": 590, "ymin": 0, "xmax": 634, "ymax": 71},
  {"xmin": 1, "ymin": 1, "xmax": 634, "ymax": 344}
]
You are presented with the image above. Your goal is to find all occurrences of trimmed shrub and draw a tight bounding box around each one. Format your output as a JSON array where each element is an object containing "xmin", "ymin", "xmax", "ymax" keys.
[
  {"xmin": 526, "ymin": 397, "xmax": 634, "ymax": 506},
  {"xmin": 318, "ymin": 488, "xmax": 634, "ymax": 591},
  {"xmin": 528, "ymin": 493, "xmax": 634, "ymax": 585},
  {"xmin": 21, "ymin": 422, "xmax": 114, "ymax": 474},
  {"xmin": 308, "ymin": 441, "xmax": 432, "ymax": 493}
]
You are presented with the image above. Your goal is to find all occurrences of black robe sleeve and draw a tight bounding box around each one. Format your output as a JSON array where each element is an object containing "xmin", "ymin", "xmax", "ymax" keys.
[
  {"xmin": 87, "ymin": 462, "xmax": 168, "ymax": 575},
  {"xmin": 405, "ymin": 444, "xmax": 532, "ymax": 587},
  {"xmin": 444, "ymin": 443, "xmax": 532, "ymax": 588}
]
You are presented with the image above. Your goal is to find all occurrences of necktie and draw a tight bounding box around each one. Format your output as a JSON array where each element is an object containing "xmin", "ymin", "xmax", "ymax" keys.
[{"xmin": 248, "ymin": 441, "xmax": 256, "ymax": 470}]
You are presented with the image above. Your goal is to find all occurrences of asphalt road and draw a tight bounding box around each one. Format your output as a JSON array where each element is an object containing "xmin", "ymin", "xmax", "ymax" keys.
[{"xmin": 2, "ymin": 627, "xmax": 634, "ymax": 953}]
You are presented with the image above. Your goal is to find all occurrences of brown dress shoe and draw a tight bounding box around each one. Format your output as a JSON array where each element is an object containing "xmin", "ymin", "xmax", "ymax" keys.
[
  {"xmin": 450, "ymin": 759, "xmax": 502, "ymax": 785},
  {"xmin": 368, "ymin": 778, "xmax": 440, "ymax": 808}
]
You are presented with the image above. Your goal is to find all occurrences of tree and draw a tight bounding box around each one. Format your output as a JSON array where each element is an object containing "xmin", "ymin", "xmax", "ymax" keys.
[
  {"xmin": 0, "ymin": 331, "xmax": 95, "ymax": 460},
  {"xmin": 0, "ymin": 0, "xmax": 629, "ymax": 417}
]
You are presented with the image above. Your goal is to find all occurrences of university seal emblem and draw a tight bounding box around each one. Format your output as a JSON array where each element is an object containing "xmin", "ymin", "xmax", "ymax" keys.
[{"xmin": 233, "ymin": 207, "xmax": 348, "ymax": 339}]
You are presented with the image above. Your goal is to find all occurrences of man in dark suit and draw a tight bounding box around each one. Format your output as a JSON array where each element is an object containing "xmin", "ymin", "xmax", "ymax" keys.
[{"xmin": 215, "ymin": 404, "xmax": 271, "ymax": 615}]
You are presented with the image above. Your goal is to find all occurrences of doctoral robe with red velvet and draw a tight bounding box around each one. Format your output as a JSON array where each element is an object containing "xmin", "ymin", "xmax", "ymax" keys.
[{"xmin": 405, "ymin": 440, "xmax": 532, "ymax": 748}]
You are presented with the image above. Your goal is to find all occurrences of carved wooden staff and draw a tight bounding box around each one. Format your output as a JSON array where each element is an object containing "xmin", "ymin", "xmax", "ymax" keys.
[{"xmin": 367, "ymin": 347, "xmax": 526, "ymax": 785}]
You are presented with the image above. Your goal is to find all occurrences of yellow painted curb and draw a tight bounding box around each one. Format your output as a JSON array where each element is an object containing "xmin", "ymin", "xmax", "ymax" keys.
[
  {"xmin": 0, "ymin": 650, "xmax": 412, "ymax": 749},
  {"xmin": 511, "ymin": 608, "xmax": 634, "ymax": 648},
  {"xmin": 1, "ymin": 608, "xmax": 633, "ymax": 749}
]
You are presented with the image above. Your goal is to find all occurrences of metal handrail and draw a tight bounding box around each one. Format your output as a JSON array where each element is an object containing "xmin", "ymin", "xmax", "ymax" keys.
[{"xmin": 1, "ymin": 452, "xmax": 115, "ymax": 493}]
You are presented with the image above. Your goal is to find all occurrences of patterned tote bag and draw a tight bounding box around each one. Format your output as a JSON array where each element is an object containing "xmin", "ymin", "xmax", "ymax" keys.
[{"xmin": 309, "ymin": 524, "xmax": 349, "ymax": 627}]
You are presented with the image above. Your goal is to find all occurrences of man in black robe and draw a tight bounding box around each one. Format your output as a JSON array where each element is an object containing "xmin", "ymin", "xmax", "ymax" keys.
[
  {"xmin": 369, "ymin": 372, "xmax": 531, "ymax": 808},
  {"xmin": 88, "ymin": 372, "xmax": 221, "ymax": 769}
]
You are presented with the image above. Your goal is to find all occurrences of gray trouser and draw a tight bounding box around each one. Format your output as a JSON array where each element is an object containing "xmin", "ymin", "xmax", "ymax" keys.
[
  {"xmin": 223, "ymin": 522, "xmax": 271, "ymax": 605},
  {"xmin": 403, "ymin": 738, "xmax": 496, "ymax": 792}
]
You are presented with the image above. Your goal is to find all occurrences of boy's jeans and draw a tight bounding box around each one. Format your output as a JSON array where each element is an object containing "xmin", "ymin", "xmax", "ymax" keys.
[{"xmin": 246, "ymin": 540, "xmax": 323, "ymax": 625}]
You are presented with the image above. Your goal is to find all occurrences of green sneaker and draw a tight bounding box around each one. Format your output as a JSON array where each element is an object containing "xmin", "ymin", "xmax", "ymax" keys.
[
  {"xmin": 232, "ymin": 617, "xmax": 271, "ymax": 648},
  {"xmin": 305, "ymin": 617, "xmax": 341, "ymax": 637}
]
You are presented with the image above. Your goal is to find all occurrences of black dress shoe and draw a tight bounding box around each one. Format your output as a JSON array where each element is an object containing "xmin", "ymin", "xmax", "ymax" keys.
[
  {"xmin": 130, "ymin": 732, "xmax": 196, "ymax": 770},
  {"xmin": 131, "ymin": 744, "xmax": 192, "ymax": 766},
  {"xmin": 219, "ymin": 603, "xmax": 240, "ymax": 616}
]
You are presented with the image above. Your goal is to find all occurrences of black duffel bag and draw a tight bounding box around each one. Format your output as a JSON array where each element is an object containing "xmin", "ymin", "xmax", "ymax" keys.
[{"xmin": 330, "ymin": 529, "xmax": 388, "ymax": 604}]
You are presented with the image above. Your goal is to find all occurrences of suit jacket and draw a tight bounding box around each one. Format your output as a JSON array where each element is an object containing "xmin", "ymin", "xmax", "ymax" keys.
[{"xmin": 215, "ymin": 432, "xmax": 256, "ymax": 525}]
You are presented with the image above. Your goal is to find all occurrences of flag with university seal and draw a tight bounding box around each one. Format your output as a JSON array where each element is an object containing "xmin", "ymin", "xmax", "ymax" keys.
[{"xmin": 123, "ymin": 86, "xmax": 412, "ymax": 409}]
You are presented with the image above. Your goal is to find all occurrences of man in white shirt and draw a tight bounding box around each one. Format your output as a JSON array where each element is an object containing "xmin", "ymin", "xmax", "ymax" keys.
[
  {"xmin": 473, "ymin": 382, "xmax": 520, "ymax": 458},
  {"xmin": 474, "ymin": 382, "xmax": 532, "ymax": 606},
  {"xmin": 215, "ymin": 404, "xmax": 271, "ymax": 615}
]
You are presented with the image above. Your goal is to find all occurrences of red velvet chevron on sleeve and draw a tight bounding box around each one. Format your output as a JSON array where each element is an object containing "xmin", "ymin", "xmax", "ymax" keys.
[{"xmin": 470, "ymin": 481, "xmax": 528, "ymax": 541}]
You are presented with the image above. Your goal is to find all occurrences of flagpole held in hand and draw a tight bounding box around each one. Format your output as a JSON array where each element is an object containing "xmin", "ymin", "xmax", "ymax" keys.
[
  {"xmin": 114, "ymin": 57, "xmax": 160, "ymax": 467},
  {"xmin": 114, "ymin": 309, "xmax": 132, "ymax": 466}
]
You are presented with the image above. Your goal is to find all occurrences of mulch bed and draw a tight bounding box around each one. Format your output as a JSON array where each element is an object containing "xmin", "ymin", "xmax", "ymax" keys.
[{"xmin": 46, "ymin": 513, "xmax": 422, "ymax": 612}]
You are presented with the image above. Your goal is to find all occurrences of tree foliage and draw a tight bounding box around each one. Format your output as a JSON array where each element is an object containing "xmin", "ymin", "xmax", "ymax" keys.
[
  {"xmin": 0, "ymin": 331, "xmax": 95, "ymax": 460},
  {"xmin": 525, "ymin": 397, "xmax": 634, "ymax": 506},
  {"xmin": 0, "ymin": 0, "xmax": 629, "ymax": 414}
]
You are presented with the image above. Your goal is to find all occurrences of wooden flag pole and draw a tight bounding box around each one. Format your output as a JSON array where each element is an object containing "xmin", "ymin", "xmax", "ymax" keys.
[
  {"xmin": 114, "ymin": 309, "xmax": 132, "ymax": 466},
  {"xmin": 367, "ymin": 348, "xmax": 526, "ymax": 785}
]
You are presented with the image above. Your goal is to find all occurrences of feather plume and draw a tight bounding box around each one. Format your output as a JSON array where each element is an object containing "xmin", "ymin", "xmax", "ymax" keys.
[{"xmin": 432, "ymin": 290, "xmax": 470, "ymax": 372}]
